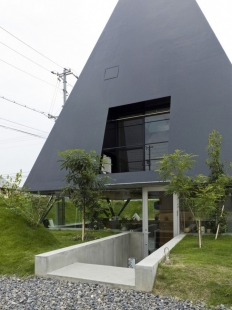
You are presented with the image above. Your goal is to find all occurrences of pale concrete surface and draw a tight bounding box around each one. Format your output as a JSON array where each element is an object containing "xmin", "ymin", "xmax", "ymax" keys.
[
  {"xmin": 35, "ymin": 232, "xmax": 143, "ymax": 275},
  {"xmin": 47, "ymin": 262, "xmax": 135, "ymax": 290},
  {"xmin": 35, "ymin": 233, "xmax": 185, "ymax": 292},
  {"xmin": 135, "ymin": 234, "xmax": 186, "ymax": 292}
]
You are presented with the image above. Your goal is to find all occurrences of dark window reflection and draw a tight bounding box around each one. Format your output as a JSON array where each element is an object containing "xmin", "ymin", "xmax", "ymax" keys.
[
  {"xmin": 118, "ymin": 118, "xmax": 143, "ymax": 147},
  {"xmin": 102, "ymin": 99, "xmax": 170, "ymax": 173},
  {"xmin": 145, "ymin": 120, "xmax": 169, "ymax": 144},
  {"xmin": 118, "ymin": 148, "xmax": 143, "ymax": 172}
]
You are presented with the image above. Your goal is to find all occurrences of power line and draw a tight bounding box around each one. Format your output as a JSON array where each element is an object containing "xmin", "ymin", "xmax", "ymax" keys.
[
  {"xmin": 0, "ymin": 42, "xmax": 51, "ymax": 72},
  {"xmin": 49, "ymin": 79, "xmax": 60, "ymax": 114},
  {"xmin": 0, "ymin": 143, "xmax": 44, "ymax": 149},
  {"xmin": 0, "ymin": 172, "xmax": 30, "ymax": 178},
  {"xmin": 0, "ymin": 59, "xmax": 60, "ymax": 88},
  {"xmin": 1, "ymin": 27, "xmax": 63, "ymax": 69},
  {"xmin": 0, "ymin": 124, "xmax": 46, "ymax": 139},
  {"xmin": 0, "ymin": 96, "xmax": 58, "ymax": 120},
  {"xmin": 0, "ymin": 136, "xmax": 33, "ymax": 142},
  {"xmin": 0, "ymin": 117, "xmax": 48, "ymax": 134},
  {"xmin": 0, "ymin": 137, "xmax": 42, "ymax": 144}
]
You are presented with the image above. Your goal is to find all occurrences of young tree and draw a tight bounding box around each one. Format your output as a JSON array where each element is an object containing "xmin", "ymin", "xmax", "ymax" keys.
[
  {"xmin": 156, "ymin": 131, "xmax": 231, "ymax": 248},
  {"xmin": 206, "ymin": 130, "xmax": 225, "ymax": 183},
  {"xmin": 189, "ymin": 174, "xmax": 227, "ymax": 246},
  {"xmin": 58, "ymin": 149, "xmax": 109, "ymax": 241},
  {"xmin": 157, "ymin": 150, "xmax": 212, "ymax": 247},
  {"xmin": 206, "ymin": 130, "xmax": 231, "ymax": 234}
]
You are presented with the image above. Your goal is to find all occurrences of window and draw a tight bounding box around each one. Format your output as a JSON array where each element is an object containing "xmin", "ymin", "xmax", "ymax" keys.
[{"xmin": 102, "ymin": 97, "xmax": 170, "ymax": 173}]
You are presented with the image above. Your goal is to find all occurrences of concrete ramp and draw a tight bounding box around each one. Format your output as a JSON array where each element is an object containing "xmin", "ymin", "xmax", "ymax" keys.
[
  {"xmin": 35, "ymin": 233, "xmax": 185, "ymax": 291},
  {"xmin": 47, "ymin": 262, "xmax": 135, "ymax": 289}
]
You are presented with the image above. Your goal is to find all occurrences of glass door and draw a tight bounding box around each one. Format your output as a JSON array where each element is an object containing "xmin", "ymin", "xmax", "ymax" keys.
[
  {"xmin": 158, "ymin": 192, "xmax": 173, "ymax": 247},
  {"xmin": 142, "ymin": 187, "xmax": 175, "ymax": 257},
  {"xmin": 147, "ymin": 191, "xmax": 160, "ymax": 254},
  {"xmin": 147, "ymin": 191, "xmax": 173, "ymax": 252}
]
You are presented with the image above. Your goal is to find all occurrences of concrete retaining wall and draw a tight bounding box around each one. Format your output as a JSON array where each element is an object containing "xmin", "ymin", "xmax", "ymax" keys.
[
  {"xmin": 35, "ymin": 232, "xmax": 143, "ymax": 276},
  {"xmin": 135, "ymin": 234, "xmax": 185, "ymax": 292}
]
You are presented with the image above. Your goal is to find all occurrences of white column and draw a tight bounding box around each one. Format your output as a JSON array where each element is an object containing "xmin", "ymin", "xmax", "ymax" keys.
[
  {"xmin": 142, "ymin": 187, "xmax": 148, "ymax": 258},
  {"xmin": 173, "ymin": 194, "xmax": 179, "ymax": 236}
]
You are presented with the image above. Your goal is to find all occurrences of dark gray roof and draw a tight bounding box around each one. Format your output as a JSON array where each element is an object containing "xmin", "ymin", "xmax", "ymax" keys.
[{"xmin": 25, "ymin": 0, "xmax": 232, "ymax": 192}]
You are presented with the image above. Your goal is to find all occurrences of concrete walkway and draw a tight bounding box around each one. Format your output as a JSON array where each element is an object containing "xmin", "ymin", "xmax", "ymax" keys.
[{"xmin": 47, "ymin": 262, "xmax": 135, "ymax": 290}]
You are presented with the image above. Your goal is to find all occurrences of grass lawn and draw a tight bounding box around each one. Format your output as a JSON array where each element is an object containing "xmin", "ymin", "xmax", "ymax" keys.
[
  {"xmin": 153, "ymin": 234, "xmax": 232, "ymax": 307},
  {"xmin": 1, "ymin": 203, "xmax": 232, "ymax": 308},
  {"xmin": 0, "ymin": 206, "xmax": 118, "ymax": 277}
]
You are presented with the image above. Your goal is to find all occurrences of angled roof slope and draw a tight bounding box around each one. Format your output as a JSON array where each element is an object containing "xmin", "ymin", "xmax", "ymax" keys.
[{"xmin": 25, "ymin": 0, "xmax": 232, "ymax": 192}]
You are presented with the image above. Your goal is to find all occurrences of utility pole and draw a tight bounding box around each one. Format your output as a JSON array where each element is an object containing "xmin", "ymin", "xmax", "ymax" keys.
[
  {"xmin": 51, "ymin": 68, "xmax": 78, "ymax": 106},
  {"xmin": 51, "ymin": 68, "xmax": 78, "ymax": 224}
]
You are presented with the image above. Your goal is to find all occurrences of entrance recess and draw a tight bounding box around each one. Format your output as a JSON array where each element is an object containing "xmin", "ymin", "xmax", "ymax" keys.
[{"xmin": 142, "ymin": 187, "xmax": 179, "ymax": 257}]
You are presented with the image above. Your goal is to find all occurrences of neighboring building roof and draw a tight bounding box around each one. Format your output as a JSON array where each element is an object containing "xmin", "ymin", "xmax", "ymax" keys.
[{"xmin": 25, "ymin": 0, "xmax": 232, "ymax": 192}]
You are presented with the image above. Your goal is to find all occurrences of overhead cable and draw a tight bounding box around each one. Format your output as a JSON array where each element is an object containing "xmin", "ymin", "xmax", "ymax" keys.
[
  {"xmin": 1, "ymin": 172, "xmax": 30, "ymax": 176},
  {"xmin": 0, "ymin": 143, "xmax": 44, "ymax": 149},
  {"xmin": 1, "ymin": 27, "xmax": 63, "ymax": 69},
  {"xmin": 0, "ymin": 117, "xmax": 48, "ymax": 134},
  {"xmin": 0, "ymin": 124, "xmax": 47, "ymax": 139},
  {"xmin": 49, "ymin": 79, "xmax": 60, "ymax": 114},
  {"xmin": 0, "ymin": 172, "xmax": 29, "ymax": 179},
  {"xmin": 0, "ymin": 59, "xmax": 60, "ymax": 88},
  {"xmin": 0, "ymin": 136, "xmax": 42, "ymax": 144},
  {"xmin": 0, "ymin": 42, "xmax": 51, "ymax": 72},
  {"xmin": 0, "ymin": 96, "xmax": 58, "ymax": 120}
]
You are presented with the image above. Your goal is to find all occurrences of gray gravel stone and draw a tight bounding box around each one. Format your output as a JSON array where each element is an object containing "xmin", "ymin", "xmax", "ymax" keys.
[{"xmin": 0, "ymin": 276, "xmax": 230, "ymax": 310}]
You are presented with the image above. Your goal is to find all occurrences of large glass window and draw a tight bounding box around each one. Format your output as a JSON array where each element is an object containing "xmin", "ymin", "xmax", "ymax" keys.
[
  {"xmin": 102, "ymin": 97, "xmax": 170, "ymax": 173},
  {"xmin": 145, "ymin": 118, "xmax": 169, "ymax": 144},
  {"xmin": 118, "ymin": 148, "xmax": 143, "ymax": 172},
  {"xmin": 118, "ymin": 118, "xmax": 143, "ymax": 147},
  {"xmin": 145, "ymin": 142, "xmax": 168, "ymax": 171}
]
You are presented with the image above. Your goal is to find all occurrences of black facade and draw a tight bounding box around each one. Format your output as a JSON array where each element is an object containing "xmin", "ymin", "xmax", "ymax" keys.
[{"xmin": 25, "ymin": 0, "xmax": 232, "ymax": 192}]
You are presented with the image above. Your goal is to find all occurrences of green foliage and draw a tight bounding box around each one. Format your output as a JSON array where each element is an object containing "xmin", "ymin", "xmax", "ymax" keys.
[
  {"xmin": 46, "ymin": 199, "xmax": 157, "ymax": 230},
  {"xmin": 58, "ymin": 149, "xmax": 110, "ymax": 239},
  {"xmin": 206, "ymin": 130, "xmax": 225, "ymax": 182},
  {"xmin": 206, "ymin": 130, "xmax": 230, "ymax": 232},
  {"xmin": 157, "ymin": 149, "xmax": 196, "ymax": 203},
  {"xmin": 0, "ymin": 171, "xmax": 52, "ymax": 227},
  {"xmin": 46, "ymin": 200, "xmax": 82, "ymax": 225},
  {"xmin": 208, "ymin": 205, "xmax": 228, "ymax": 234},
  {"xmin": 191, "ymin": 174, "xmax": 227, "ymax": 220},
  {"xmin": 157, "ymin": 149, "xmax": 197, "ymax": 183},
  {"xmin": 156, "ymin": 131, "xmax": 232, "ymax": 247},
  {"xmin": 156, "ymin": 150, "xmax": 221, "ymax": 222}
]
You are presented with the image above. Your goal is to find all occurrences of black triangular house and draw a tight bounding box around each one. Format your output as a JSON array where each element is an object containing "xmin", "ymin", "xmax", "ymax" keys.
[{"xmin": 25, "ymin": 0, "xmax": 232, "ymax": 240}]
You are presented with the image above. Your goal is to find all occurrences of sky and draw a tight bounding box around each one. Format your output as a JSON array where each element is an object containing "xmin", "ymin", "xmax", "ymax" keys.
[{"xmin": 0, "ymin": 0, "xmax": 232, "ymax": 185}]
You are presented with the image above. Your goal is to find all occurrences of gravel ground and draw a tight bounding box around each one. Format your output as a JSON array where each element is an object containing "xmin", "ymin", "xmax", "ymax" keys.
[{"xmin": 0, "ymin": 276, "xmax": 230, "ymax": 310}]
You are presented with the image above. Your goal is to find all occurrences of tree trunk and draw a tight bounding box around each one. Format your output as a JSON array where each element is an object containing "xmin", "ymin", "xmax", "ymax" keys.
[
  {"xmin": 82, "ymin": 207, "xmax": 85, "ymax": 241},
  {"xmin": 215, "ymin": 205, "xmax": 224, "ymax": 240},
  {"xmin": 198, "ymin": 219, "xmax": 202, "ymax": 248}
]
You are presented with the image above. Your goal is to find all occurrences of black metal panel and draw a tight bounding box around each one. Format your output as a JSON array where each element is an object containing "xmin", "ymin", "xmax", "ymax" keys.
[{"xmin": 25, "ymin": 0, "xmax": 232, "ymax": 192}]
